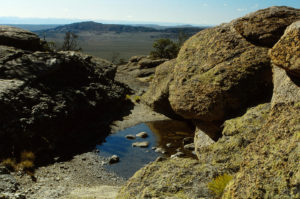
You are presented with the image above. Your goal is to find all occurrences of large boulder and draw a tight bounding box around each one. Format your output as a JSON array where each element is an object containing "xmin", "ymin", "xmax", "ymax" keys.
[
  {"xmin": 0, "ymin": 26, "xmax": 45, "ymax": 51},
  {"xmin": 169, "ymin": 23, "xmax": 272, "ymax": 122},
  {"xmin": 142, "ymin": 59, "xmax": 179, "ymax": 118},
  {"xmin": 233, "ymin": 6, "xmax": 300, "ymax": 47},
  {"xmin": 0, "ymin": 27, "xmax": 128, "ymax": 161},
  {"xmin": 269, "ymin": 21, "xmax": 300, "ymax": 77},
  {"xmin": 144, "ymin": 6, "xmax": 299, "ymax": 123}
]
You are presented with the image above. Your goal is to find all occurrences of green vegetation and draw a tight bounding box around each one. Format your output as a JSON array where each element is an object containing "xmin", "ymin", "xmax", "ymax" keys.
[
  {"xmin": 125, "ymin": 94, "xmax": 141, "ymax": 103},
  {"xmin": 207, "ymin": 174, "xmax": 233, "ymax": 198},
  {"xmin": 150, "ymin": 38, "xmax": 179, "ymax": 59},
  {"xmin": 150, "ymin": 32, "xmax": 189, "ymax": 59}
]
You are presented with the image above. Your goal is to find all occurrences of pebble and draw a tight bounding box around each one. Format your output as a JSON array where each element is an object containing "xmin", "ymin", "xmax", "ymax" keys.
[
  {"xmin": 166, "ymin": 143, "xmax": 172, "ymax": 147},
  {"xmin": 132, "ymin": 141, "xmax": 149, "ymax": 148},
  {"xmin": 184, "ymin": 143, "xmax": 195, "ymax": 150},
  {"xmin": 151, "ymin": 147, "xmax": 157, "ymax": 150},
  {"xmin": 171, "ymin": 152, "xmax": 185, "ymax": 159},
  {"xmin": 155, "ymin": 147, "xmax": 166, "ymax": 154},
  {"xmin": 109, "ymin": 155, "xmax": 120, "ymax": 164},
  {"xmin": 125, "ymin": 134, "xmax": 136, "ymax": 139},
  {"xmin": 136, "ymin": 132, "xmax": 148, "ymax": 138},
  {"xmin": 183, "ymin": 137, "xmax": 194, "ymax": 145}
]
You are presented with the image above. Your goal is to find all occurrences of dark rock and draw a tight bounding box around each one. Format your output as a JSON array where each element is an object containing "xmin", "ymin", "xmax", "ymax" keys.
[
  {"xmin": 0, "ymin": 26, "xmax": 128, "ymax": 161},
  {"xmin": 0, "ymin": 26, "xmax": 45, "ymax": 51},
  {"xmin": 183, "ymin": 143, "xmax": 195, "ymax": 151},
  {"xmin": 125, "ymin": 135, "xmax": 136, "ymax": 140},
  {"xmin": 182, "ymin": 137, "xmax": 194, "ymax": 145},
  {"xmin": 109, "ymin": 155, "xmax": 119, "ymax": 164},
  {"xmin": 0, "ymin": 166, "xmax": 9, "ymax": 175}
]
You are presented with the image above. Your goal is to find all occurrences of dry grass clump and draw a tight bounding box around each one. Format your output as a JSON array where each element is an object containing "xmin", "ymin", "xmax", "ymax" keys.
[
  {"xmin": 208, "ymin": 173, "xmax": 233, "ymax": 198},
  {"xmin": 1, "ymin": 151, "xmax": 36, "ymax": 179}
]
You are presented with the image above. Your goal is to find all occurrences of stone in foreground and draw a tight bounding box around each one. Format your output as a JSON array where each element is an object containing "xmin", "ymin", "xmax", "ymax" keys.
[{"xmin": 132, "ymin": 142, "xmax": 149, "ymax": 148}]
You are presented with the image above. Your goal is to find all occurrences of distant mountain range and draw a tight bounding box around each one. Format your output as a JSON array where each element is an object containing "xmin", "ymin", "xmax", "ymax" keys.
[{"xmin": 35, "ymin": 21, "xmax": 206, "ymax": 36}]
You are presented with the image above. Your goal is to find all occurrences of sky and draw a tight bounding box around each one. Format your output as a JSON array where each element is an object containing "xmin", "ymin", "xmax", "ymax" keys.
[{"xmin": 0, "ymin": 0, "xmax": 299, "ymax": 25}]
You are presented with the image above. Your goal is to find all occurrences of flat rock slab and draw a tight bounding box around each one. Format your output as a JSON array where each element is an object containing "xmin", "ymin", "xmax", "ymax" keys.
[{"xmin": 132, "ymin": 141, "xmax": 149, "ymax": 148}]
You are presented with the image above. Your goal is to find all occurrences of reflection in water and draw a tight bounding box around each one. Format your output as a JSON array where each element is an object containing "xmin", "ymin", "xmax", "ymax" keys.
[{"xmin": 96, "ymin": 120, "xmax": 195, "ymax": 179}]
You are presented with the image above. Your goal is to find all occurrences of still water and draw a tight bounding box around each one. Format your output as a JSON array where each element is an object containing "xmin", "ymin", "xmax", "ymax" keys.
[{"xmin": 96, "ymin": 120, "xmax": 195, "ymax": 179}]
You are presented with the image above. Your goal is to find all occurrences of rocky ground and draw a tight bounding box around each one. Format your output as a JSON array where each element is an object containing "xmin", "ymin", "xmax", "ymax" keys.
[{"xmin": 1, "ymin": 102, "xmax": 168, "ymax": 199}]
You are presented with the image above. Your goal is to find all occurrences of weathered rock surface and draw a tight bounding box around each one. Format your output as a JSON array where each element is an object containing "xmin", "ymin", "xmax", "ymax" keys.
[
  {"xmin": 271, "ymin": 65, "xmax": 300, "ymax": 107},
  {"xmin": 269, "ymin": 21, "xmax": 300, "ymax": 77},
  {"xmin": 116, "ymin": 55, "xmax": 168, "ymax": 95},
  {"xmin": 0, "ymin": 26, "xmax": 45, "ymax": 51},
  {"xmin": 169, "ymin": 22, "xmax": 272, "ymax": 122},
  {"xmin": 0, "ymin": 26, "xmax": 128, "ymax": 161},
  {"xmin": 117, "ymin": 158, "xmax": 212, "ymax": 199},
  {"xmin": 223, "ymin": 104, "xmax": 300, "ymax": 199},
  {"xmin": 233, "ymin": 6, "xmax": 300, "ymax": 47},
  {"xmin": 142, "ymin": 59, "xmax": 180, "ymax": 118}
]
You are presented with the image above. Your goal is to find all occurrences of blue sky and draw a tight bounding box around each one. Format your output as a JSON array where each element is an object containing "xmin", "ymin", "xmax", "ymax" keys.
[{"xmin": 0, "ymin": 0, "xmax": 299, "ymax": 25}]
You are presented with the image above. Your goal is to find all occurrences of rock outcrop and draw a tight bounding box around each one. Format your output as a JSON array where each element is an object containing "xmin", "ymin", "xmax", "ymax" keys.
[
  {"xmin": 120, "ymin": 7, "xmax": 300, "ymax": 199},
  {"xmin": 269, "ymin": 21, "xmax": 300, "ymax": 77},
  {"xmin": 115, "ymin": 55, "xmax": 168, "ymax": 95},
  {"xmin": 0, "ymin": 26, "xmax": 45, "ymax": 51},
  {"xmin": 142, "ymin": 59, "xmax": 179, "ymax": 118},
  {"xmin": 0, "ymin": 26, "xmax": 128, "ymax": 161},
  {"xmin": 169, "ymin": 23, "xmax": 272, "ymax": 122},
  {"xmin": 233, "ymin": 6, "xmax": 300, "ymax": 47}
]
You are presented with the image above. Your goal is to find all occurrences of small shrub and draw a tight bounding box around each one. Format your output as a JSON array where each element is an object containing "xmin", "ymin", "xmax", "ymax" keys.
[
  {"xmin": 125, "ymin": 94, "xmax": 131, "ymax": 101},
  {"xmin": 207, "ymin": 173, "xmax": 233, "ymax": 198},
  {"xmin": 1, "ymin": 158, "xmax": 17, "ymax": 171},
  {"xmin": 20, "ymin": 151, "xmax": 35, "ymax": 161},
  {"xmin": 17, "ymin": 160, "xmax": 34, "ymax": 171}
]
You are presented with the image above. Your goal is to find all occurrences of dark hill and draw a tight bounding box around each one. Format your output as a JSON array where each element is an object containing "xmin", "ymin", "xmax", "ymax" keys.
[{"xmin": 36, "ymin": 21, "xmax": 205, "ymax": 35}]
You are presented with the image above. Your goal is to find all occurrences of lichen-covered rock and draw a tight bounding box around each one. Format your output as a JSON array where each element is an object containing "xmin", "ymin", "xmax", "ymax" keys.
[
  {"xmin": 223, "ymin": 104, "xmax": 300, "ymax": 199},
  {"xmin": 0, "ymin": 26, "xmax": 128, "ymax": 161},
  {"xmin": 118, "ymin": 104, "xmax": 271, "ymax": 199},
  {"xmin": 271, "ymin": 65, "xmax": 300, "ymax": 107},
  {"xmin": 0, "ymin": 26, "xmax": 45, "ymax": 51},
  {"xmin": 269, "ymin": 21, "xmax": 300, "ymax": 77},
  {"xmin": 169, "ymin": 23, "xmax": 272, "ymax": 121},
  {"xmin": 142, "ymin": 60, "xmax": 179, "ymax": 118},
  {"xmin": 233, "ymin": 6, "xmax": 300, "ymax": 47},
  {"xmin": 117, "ymin": 158, "xmax": 215, "ymax": 199}
]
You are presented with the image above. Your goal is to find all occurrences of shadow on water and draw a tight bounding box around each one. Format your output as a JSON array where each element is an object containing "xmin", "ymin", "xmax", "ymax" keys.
[{"xmin": 96, "ymin": 120, "xmax": 195, "ymax": 179}]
